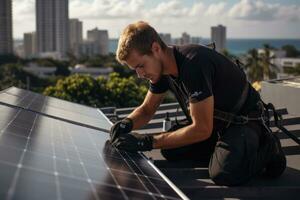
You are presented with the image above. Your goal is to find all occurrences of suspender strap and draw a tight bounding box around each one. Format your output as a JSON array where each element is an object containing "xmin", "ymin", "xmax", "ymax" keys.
[
  {"xmin": 167, "ymin": 76, "xmax": 249, "ymax": 125},
  {"xmin": 231, "ymin": 82, "xmax": 249, "ymax": 114},
  {"xmin": 167, "ymin": 76, "xmax": 192, "ymax": 123}
]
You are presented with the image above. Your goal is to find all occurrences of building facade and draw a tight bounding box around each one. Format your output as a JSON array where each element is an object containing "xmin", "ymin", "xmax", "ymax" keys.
[
  {"xmin": 181, "ymin": 32, "xmax": 191, "ymax": 45},
  {"xmin": 211, "ymin": 25, "xmax": 226, "ymax": 52},
  {"xmin": 24, "ymin": 32, "xmax": 37, "ymax": 58},
  {"xmin": 36, "ymin": 0, "xmax": 69, "ymax": 59},
  {"xmin": 69, "ymin": 18, "xmax": 83, "ymax": 56},
  {"xmin": 87, "ymin": 28, "xmax": 109, "ymax": 55},
  {"xmin": 0, "ymin": 0, "xmax": 13, "ymax": 55}
]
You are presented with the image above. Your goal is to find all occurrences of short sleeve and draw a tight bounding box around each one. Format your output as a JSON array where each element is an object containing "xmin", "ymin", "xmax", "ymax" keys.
[
  {"xmin": 182, "ymin": 57, "xmax": 214, "ymax": 103},
  {"xmin": 149, "ymin": 75, "xmax": 169, "ymax": 94}
]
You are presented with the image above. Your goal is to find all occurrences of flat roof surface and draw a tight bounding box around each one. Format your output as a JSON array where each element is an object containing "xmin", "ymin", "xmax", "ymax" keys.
[{"xmin": 114, "ymin": 103, "xmax": 300, "ymax": 199}]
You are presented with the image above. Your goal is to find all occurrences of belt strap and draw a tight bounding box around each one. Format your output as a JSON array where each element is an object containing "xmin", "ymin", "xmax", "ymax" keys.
[
  {"xmin": 231, "ymin": 82, "xmax": 249, "ymax": 114},
  {"xmin": 214, "ymin": 108, "xmax": 264, "ymax": 125}
]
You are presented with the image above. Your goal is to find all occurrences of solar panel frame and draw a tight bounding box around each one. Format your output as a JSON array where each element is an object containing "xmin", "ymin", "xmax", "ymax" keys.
[{"xmin": 0, "ymin": 87, "xmax": 189, "ymax": 200}]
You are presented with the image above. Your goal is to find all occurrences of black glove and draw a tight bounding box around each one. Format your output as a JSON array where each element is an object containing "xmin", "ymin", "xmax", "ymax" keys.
[
  {"xmin": 110, "ymin": 118, "xmax": 133, "ymax": 143},
  {"xmin": 112, "ymin": 132, "xmax": 153, "ymax": 152}
]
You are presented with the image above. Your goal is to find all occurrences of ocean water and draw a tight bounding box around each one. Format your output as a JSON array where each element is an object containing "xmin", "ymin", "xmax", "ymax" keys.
[{"xmin": 109, "ymin": 38, "xmax": 300, "ymax": 55}]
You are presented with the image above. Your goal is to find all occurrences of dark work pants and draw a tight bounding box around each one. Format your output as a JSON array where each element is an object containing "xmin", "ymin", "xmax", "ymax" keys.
[{"xmin": 160, "ymin": 121, "xmax": 275, "ymax": 186}]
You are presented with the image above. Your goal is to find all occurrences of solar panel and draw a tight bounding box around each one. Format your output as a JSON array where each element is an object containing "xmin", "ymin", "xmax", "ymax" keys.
[
  {"xmin": 0, "ymin": 87, "xmax": 111, "ymax": 131},
  {"xmin": 0, "ymin": 88, "xmax": 188, "ymax": 200}
]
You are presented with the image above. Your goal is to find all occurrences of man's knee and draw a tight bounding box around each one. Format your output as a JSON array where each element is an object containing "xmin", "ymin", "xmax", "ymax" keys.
[
  {"xmin": 208, "ymin": 163, "xmax": 246, "ymax": 186},
  {"xmin": 209, "ymin": 167, "xmax": 235, "ymax": 186},
  {"xmin": 208, "ymin": 155, "xmax": 250, "ymax": 186}
]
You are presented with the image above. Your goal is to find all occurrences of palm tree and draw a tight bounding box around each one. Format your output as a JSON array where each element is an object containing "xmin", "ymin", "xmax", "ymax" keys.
[
  {"xmin": 244, "ymin": 48, "xmax": 263, "ymax": 82},
  {"xmin": 244, "ymin": 44, "xmax": 278, "ymax": 82},
  {"xmin": 260, "ymin": 44, "xmax": 278, "ymax": 80}
]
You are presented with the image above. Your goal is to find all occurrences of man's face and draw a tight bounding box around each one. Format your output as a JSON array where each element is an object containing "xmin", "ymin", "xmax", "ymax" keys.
[{"xmin": 125, "ymin": 49, "xmax": 163, "ymax": 84}]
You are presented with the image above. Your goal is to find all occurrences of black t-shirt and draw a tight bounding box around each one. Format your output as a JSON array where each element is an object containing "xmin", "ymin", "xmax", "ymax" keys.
[{"xmin": 149, "ymin": 44, "xmax": 260, "ymax": 114}]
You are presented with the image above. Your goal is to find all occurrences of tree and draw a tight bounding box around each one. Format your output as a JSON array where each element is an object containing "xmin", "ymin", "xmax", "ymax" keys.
[
  {"xmin": 260, "ymin": 44, "xmax": 278, "ymax": 80},
  {"xmin": 43, "ymin": 73, "xmax": 148, "ymax": 108},
  {"xmin": 282, "ymin": 45, "xmax": 300, "ymax": 58},
  {"xmin": 0, "ymin": 63, "xmax": 49, "ymax": 92},
  {"xmin": 44, "ymin": 74, "xmax": 104, "ymax": 107},
  {"xmin": 244, "ymin": 49, "xmax": 264, "ymax": 82},
  {"xmin": 103, "ymin": 73, "xmax": 147, "ymax": 107},
  {"xmin": 244, "ymin": 44, "xmax": 278, "ymax": 82},
  {"xmin": 0, "ymin": 54, "xmax": 21, "ymax": 66}
]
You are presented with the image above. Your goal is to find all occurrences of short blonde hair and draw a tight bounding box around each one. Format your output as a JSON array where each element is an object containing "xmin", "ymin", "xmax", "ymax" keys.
[{"xmin": 116, "ymin": 21, "xmax": 167, "ymax": 64}]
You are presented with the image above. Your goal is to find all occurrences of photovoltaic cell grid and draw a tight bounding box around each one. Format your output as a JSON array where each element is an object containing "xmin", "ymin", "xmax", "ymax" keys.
[
  {"xmin": 0, "ymin": 88, "xmax": 186, "ymax": 200},
  {"xmin": 0, "ymin": 87, "xmax": 111, "ymax": 131}
]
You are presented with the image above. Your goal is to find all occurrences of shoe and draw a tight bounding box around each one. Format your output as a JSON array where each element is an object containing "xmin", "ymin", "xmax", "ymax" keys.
[{"xmin": 263, "ymin": 133, "xmax": 286, "ymax": 178}]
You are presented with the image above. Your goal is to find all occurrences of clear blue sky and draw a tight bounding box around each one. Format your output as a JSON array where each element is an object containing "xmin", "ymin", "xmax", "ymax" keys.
[{"xmin": 13, "ymin": 0, "xmax": 300, "ymax": 39}]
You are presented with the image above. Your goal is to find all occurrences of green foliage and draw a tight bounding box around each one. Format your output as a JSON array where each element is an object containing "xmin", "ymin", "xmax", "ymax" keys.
[
  {"xmin": 104, "ymin": 73, "xmax": 148, "ymax": 107},
  {"xmin": 0, "ymin": 63, "xmax": 49, "ymax": 92},
  {"xmin": 0, "ymin": 54, "xmax": 28, "ymax": 66},
  {"xmin": 244, "ymin": 44, "xmax": 278, "ymax": 82},
  {"xmin": 281, "ymin": 45, "xmax": 300, "ymax": 58},
  {"xmin": 32, "ymin": 58, "xmax": 71, "ymax": 76},
  {"xmin": 44, "ymin": 74, "xmax": 103, "ymax": 106},
  {"xmin": 43, "ymin": 73, "xmax": 148, "ymax": 108}
]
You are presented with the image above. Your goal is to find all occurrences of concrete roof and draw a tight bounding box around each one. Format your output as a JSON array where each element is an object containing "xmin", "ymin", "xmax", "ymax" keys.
[{"xmin": 105, "ymin": 102, "xmax": 300, "ymax": 199}]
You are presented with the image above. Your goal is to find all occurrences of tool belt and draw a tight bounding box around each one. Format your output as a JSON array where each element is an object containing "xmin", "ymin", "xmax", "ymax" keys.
[{"xmin": 214, "ymin": 97, "xmax": 300, "ymax": 145}]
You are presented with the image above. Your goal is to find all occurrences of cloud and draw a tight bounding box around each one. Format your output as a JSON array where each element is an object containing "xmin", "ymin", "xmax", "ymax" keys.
[
  {"xmin": 12, "ymin": 0, "xmax": 300, "ymax": 38},
  {"xmin": 147, "ymin": 0, "xmax": 189, "ymax": 18},
  {"xmin": 13, "ymin": 0, "xmax": 36, "ymax": 38},
  {"xmin": 70, "ymin": 0, "xmax": 145, "ymax": 19},
  {"xmin": 204, "ymin": 2, "xmax": 226, "ymax": 16},
  {"xmin": 13, "ymin": 0, "xmax": 35, "ymax": 17},
  {"xmin": 277, "ymin": 4, "xmax": 300, "ymax": 22},
  {"xmin": 228, "ymin": 0, "xmax": 300, "ymax": 21},
  {"xmin": 189, "ymin": 2, "xmax": 206, "ymax": 17}
]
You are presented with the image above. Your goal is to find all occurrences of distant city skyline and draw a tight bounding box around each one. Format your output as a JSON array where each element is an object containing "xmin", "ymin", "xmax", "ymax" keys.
[{"xmin": 12, "ymin": 0, "xmax": 300, "ymax": 39}]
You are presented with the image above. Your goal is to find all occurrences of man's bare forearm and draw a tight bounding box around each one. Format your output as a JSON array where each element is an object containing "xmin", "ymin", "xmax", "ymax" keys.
[
  {"xmin": 126, "ymin": 106, "xmax": 154, "ymax": 130},
  {"xmin": 153, "ymin": 124, "xmax": 211, "ymax": 149}
]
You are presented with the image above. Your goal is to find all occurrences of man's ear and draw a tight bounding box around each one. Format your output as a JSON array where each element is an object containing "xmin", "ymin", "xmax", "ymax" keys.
[{"xmin": 151, "ymin": 42, "xmax": 161, "ymax": 54}]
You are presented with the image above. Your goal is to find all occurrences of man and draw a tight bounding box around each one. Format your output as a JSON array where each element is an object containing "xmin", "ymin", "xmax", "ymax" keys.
[{"xmin": 110, "ymin": 21, "xmax": 286, "ymax": 186}]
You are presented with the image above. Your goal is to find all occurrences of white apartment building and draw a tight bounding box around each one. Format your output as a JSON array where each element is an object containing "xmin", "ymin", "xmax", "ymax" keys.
[{"xmin": 211, "ymin": 25, "xmax": 226, "ymax": 52}]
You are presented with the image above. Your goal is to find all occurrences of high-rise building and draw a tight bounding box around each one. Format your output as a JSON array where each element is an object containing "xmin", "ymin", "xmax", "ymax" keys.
[
  {"xmin": 181, "ymin": 32, "xmax": 190, "ymax": 45},
  {"xmin": 0, "ymin": 0, "xmax": 13, "ymax": 55},
  {"xmin": 78, "ymin": 41, "xmax": 101, "ymax": 57},
  {"xmin": 211, "ymin": 25, "xmax": 226, "ymax": 52},
  {"xmin": 159, "ymin": 33, "xmax": 172, "ymax": 45},
  {"xmin": 24, "ymin": 32, "xmax": 37, "ymax": 58},
  {"xmin": 87, "ymin": 28, "xmax": 109, "ymax": 55},
  {"xmin": 36, "ymin": 0, "xmax": 69, "ymax": 59},
  {"xmin": 69, "ymin": 18, "xmax": 83, "ymax": 55}
]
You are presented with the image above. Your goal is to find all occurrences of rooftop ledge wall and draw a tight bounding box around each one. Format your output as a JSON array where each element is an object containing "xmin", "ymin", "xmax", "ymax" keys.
[{"xmin": 261, "ymin": 79, "xmax": 300, "ymax": 116}]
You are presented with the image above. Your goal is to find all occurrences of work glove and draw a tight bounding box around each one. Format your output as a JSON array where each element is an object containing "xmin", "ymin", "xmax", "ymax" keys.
[
  {"xmin": 112, "ymin": 132, "xmax": 153, "ymax": 152},
  {"xmin": 110, "ymin": 118, "xmax": 133, "ymax": 143}
]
